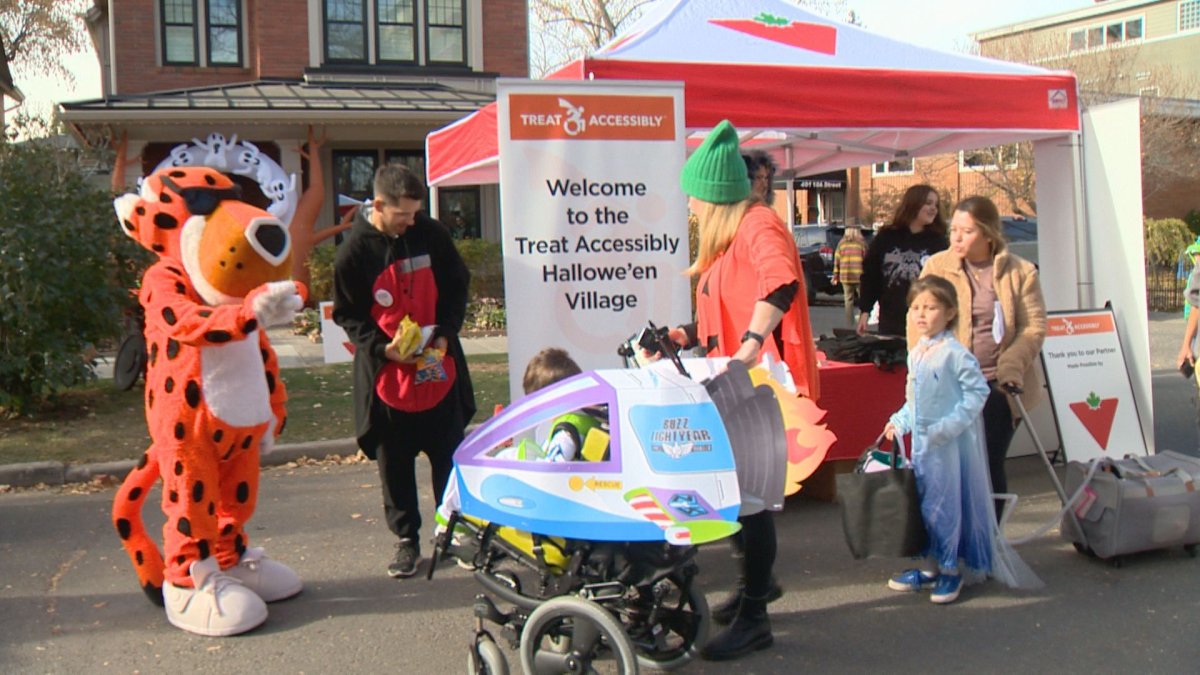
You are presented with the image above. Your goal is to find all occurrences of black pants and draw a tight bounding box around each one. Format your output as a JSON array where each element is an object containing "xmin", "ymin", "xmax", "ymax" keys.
[
  {"xmin": 737, "ymin": 510, "xmax": 777, "ymax": 599},
  {"xmin": 982, "ymin": 383, "xmax": 1019, "ymax": 510},
  {"xmin": 373, "ymin": 405, "xmax": 462, "ymax": 541}
]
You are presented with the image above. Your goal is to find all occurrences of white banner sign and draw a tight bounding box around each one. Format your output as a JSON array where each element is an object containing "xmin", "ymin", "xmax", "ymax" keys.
[
  {"xmin": 1041, "ymin": 308, "xmax": 1146, "ymax": 461},
  {"xmin": 497, "ymin": 79, "xmax": 690, "ymax": 401},
  {"xmin": 319, "ymin": 301, "xmax": 353, "ymax": 364}
]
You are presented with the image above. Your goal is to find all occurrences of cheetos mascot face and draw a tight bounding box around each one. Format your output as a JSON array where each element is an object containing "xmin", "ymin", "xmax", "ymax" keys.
[{"xmin": 111, "ymin": 166, "xmax": 306, "ymax": 637}]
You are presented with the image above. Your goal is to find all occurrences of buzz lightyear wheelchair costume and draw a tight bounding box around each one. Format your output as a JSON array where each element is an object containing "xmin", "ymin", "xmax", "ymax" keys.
[{"xmin": 431, "ymin": 349, "xmax": 832, "ymax": 674}]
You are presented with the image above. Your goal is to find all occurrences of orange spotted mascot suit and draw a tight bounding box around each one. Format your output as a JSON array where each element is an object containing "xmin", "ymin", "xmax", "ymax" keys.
[{"xmin": 111, "ymin": 166, "xmax": 306, "ymax": 637}]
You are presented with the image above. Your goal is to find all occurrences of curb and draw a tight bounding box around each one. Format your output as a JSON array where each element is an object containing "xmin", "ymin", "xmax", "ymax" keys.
[{"xmin": 0, "ymin": 437, "xmax": 361, "ymax": 490}]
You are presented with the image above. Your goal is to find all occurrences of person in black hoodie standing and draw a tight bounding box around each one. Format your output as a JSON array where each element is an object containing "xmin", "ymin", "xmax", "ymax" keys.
[
  {"xmin": 333, "ymin": 163, "xmax": 475, "ymax": 579},
  {"xmin": 856, "ymin": 184, "xmax": 949, "ymax": 337}
]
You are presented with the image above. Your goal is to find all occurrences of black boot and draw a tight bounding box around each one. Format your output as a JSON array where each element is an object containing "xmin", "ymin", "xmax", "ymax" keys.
[
  {"xmin": 711, "ymin": 577, "xmax": 784, "ymax": 626},
  {"xmin": 701, "ymin": 594, "xmax": 773, "ymax": 661}
]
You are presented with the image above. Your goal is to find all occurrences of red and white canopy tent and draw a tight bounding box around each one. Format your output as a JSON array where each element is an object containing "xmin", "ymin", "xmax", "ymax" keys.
[
  {"xmin": 426, "ymin": 0, "xmax": 1153, "ymax": 451},
  {"xmin": 426, "ymin": 0, "xmax": 1079, "ymax": 188}
]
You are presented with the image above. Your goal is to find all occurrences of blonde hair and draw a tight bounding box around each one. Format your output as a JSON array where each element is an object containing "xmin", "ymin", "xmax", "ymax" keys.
[
  {"xmin": 842, "ymin": 226, "xmax": 864, "ymax": 242},
  {"xmin": 954, "ymin": 195, "xmax": 1007, "ymax": 256},
  {"xmin": 687, "ymin": 199, "xmax": 751, "ymax": 276}
]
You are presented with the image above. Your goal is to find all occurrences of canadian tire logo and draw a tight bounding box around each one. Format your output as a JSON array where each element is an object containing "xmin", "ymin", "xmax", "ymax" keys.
[
  {"xmin": 1069, "ymin": 391, "xmax": 1118, "ymax": 449},
  {"xmin": 1048, "ymin": 89, "xmax": 1068, "ymax": 110}
]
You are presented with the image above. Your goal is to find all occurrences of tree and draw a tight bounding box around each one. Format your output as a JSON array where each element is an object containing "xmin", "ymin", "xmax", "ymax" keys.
[
  {"xmin": 0, "ymin": 0, "xmax": 87, "ymax": 133},
  {"xmin": 0, "ymin": 114, "xmax": 147, "ymax": 416},
  {"xmin": 978, "ymin": 30, "xmax": 1200, "ymax": 216},
  {"xmin": 530, "ymin": 0, "xmax": 852, "ymax": 77}
]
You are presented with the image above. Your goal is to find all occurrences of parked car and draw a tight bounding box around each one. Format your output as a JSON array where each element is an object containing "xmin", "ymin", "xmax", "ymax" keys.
[
  {"xmin": 1001, "ymin": 216, "xmax": 1038, "ymax": 268},
  {"xmin": 793, "ymin": 224, "xmax": 875, "ymax": 302}
]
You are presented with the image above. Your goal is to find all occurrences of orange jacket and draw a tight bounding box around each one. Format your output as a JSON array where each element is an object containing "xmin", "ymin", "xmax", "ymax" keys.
[{"xmin": 696, "ymin": 205, "xmax": 820, "ymax": 399}]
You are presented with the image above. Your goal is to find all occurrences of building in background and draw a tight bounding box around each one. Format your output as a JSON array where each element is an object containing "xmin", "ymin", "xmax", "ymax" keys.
[
  {"xmin": 836, "ymin": 0, "xmax": 1200, "ymax": 225},
  {"xmin": 59, "ymin": 0, "xmax": 529, "ymax": 241}
]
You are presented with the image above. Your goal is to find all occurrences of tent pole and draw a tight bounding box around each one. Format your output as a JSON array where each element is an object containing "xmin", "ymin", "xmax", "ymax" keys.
[
  {"xmin": 429, "ymin": 185, "xmax": 440, "ymax": 219},
  {"xmin": 785, "ymin": 145, "xmax": 796, "ymax": 229},
  {"xmin": 1070, "ymin": 130, "xmax": 1094, "ymax": 308}
]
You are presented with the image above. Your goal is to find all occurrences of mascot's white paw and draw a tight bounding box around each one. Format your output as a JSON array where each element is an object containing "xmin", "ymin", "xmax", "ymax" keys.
[
  {"xmin": 250, "ymin": 280, "xmax": 303, "ymax": 328},
  {"xmin": 163, "ymin": 557, "xmax": 268, "ymax": 637},
  {"xmin": 224, "ymin": 547, "xmax": 303, "ymax": 602}
]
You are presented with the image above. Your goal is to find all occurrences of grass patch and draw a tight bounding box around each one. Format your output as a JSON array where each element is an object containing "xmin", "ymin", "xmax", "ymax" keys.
[{"xmin": 0, "ymin": 353, "xmax": 511, "ymax": 466}]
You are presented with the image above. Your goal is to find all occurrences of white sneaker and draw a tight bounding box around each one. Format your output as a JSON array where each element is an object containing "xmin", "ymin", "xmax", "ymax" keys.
[
  {"xmin": 223, "ymin": 547, "xmax": 303, "ymax": 602},
  {"xmin": 163, "ymin": 557, "xmax": 268, "ymax": 637}
]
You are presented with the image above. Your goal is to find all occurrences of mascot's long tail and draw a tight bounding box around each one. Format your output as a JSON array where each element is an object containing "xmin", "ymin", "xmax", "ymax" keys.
[{"xmin": 112, "ymin": 451, "xmax": 166, "ymax": 606}]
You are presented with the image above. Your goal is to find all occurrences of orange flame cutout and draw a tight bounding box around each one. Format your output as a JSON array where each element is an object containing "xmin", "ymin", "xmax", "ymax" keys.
[{"xmin": 749, "ymin": 368, "xmax": 837, "ymax": 495}]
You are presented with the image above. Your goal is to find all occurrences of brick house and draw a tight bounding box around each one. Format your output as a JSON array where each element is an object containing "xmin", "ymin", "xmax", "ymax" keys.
[{"xmin": 60, "ymin": 0, "xmax": 529, "ymax": 240}]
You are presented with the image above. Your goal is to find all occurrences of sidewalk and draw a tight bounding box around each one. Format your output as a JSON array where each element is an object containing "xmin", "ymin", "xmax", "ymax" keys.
[{"xmin": 0, "ymin": 328, "xmax": 507, "ymax": 489}]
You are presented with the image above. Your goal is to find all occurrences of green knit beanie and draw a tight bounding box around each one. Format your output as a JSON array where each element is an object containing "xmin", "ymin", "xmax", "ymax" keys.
[{"xmin": 680, "ymin": 119, "xmax": 750, "ymax": 204}]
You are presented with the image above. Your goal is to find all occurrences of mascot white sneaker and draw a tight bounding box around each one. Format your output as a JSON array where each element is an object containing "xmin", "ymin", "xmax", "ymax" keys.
[{"xmin": 164, "ymin": 557, "xmax": 268, "ymax": 637}]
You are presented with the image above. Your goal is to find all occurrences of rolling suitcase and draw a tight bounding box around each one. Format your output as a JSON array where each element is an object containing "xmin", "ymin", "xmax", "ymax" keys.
[{"xmin": 1060, "ymin": 451, "xmax": 1200, "ymax": 564}]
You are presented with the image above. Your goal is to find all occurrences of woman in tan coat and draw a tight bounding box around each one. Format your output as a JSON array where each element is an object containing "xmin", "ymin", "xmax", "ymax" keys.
[{"xmin": 913, "ymin": 196, "xmax": 1046, "ymax": 508}]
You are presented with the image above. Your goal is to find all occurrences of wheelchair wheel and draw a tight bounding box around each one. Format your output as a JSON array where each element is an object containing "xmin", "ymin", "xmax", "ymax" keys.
[
  {"xmin": 113, "ymin": 331, "xmax": 147, "ymax": 391},
  {"xmin": 629, "ymin": 576, "xmax": 709, "ymax": 671},
  {"xmin": 468, "ymin": 633, "xmax": 509, "ymax": 675},
  {"xmin": 520, "ymin": 596, "xmax": 638, "ymax": 674}
]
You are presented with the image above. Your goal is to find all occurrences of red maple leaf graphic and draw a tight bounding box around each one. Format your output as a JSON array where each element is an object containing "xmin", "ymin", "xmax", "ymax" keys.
[
  {"xmin": 1068, "ymin": 391, "xmax": 1118, "ymax": 450},
  {"xmin": 709, "ymin": 16, "xmax": 837, "ymax": 55}
]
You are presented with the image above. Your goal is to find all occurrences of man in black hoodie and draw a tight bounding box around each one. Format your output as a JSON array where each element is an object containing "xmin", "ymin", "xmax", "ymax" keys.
[{"xmin": 333, "ymin": 163, "xmax": 476, "ymax": 578}]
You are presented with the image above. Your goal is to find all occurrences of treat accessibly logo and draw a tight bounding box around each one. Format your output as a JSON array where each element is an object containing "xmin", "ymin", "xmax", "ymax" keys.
[
  {"xmin": 558, "ymin": 98, "xmax": 586, "ymax": 136},
  {"xmin": 509, "ymin": 93, "xmax": 676, "ymax": 141}
]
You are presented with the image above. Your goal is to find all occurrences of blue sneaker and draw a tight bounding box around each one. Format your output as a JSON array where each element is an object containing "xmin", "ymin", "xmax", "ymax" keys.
[
  {"xmin": 887, "ymin": 569, "xmax": 937, "ymax": 592},
  {"xmin": 930, "ymin": 574, "xmax": 963, "ymax": 604}
]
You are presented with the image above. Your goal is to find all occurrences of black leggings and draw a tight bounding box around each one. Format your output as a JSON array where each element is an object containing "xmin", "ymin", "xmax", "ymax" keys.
[
  {"xmin": 982, "ymin": 384, "xmax": 1019, "ymax": 507},
  {"xmin": 737, "ymin": 510, "xmax": 777, "ymax": 599}
]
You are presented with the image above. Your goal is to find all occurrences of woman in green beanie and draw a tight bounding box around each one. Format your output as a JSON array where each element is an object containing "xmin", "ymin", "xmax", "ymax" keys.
[{"xmin": 668, "ymin": 119, "xmax": 820, "ymax": 661}]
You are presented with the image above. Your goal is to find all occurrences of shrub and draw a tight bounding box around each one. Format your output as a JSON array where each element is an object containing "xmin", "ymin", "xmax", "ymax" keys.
[
  {"xmin": 306, "ymin": 241, "xmax": 337, "ymax": 303},
  {"xmin": 456, "ymin": 238, "xmax": 504, "ymax": 300},
  {"xmin": 1185, "ymin": 209, "xmax": 1200, "ymax": 239},
  {"xmin": 0, "ymin": 118, "xmax": 148, "ymax": 415},
  {"xmin": 1143, "ymin": 217, "xmax": 1192, "ymax": 268}
]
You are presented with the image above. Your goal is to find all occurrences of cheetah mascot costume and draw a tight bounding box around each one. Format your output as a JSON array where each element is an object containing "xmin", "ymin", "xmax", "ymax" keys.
[{"xmin": 111, "ymin": 166, "xmax": 306, "ymax": 636}]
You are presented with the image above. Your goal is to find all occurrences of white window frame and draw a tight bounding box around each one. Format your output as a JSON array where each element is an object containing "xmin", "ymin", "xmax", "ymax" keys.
[
  {"xmin": 1066, "ymin": 14, "xmax": 1144, "ymax": 53},
  {"xmin": 958, "ymin": 145, "xmax": 1020, "ymax": 172},
  {"xmin": 1182, "ymin": 0, "xmax": 1200, "ymax": 33},
  {"xmin": 158, "ymin": 0, "xmax": 246, "ymax": 67},
  {"xmin": 871, "ymin": 158, "xmax": 914, "ymax": 177},
  {"xmin": 1139, "ymin": 86, "xmax": 1160, "ymax": 97},
  {"xmin": 317, "ymin": 0, "xmax": 475, "ymax": 67}
]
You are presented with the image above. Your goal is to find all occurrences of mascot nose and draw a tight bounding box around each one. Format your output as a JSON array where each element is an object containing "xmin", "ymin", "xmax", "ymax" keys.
[{"xmin": 246, "ymin": 217, "xmax": 291, "ymax": 267}]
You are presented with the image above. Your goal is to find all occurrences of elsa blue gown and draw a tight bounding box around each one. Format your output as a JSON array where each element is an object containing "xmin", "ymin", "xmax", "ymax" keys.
[{"xmin": 889, "ymin": 331, "xmax": 1037, "ymax": 587}]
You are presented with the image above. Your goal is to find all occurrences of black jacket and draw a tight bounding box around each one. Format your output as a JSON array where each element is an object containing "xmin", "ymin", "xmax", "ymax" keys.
[
  {"xmin": 857, "ymin": 227, "xmax": 949, "ymax": 336},
  {"xmin": 332, "ymin": 208, "xmax": 476, "ymax": 455}
]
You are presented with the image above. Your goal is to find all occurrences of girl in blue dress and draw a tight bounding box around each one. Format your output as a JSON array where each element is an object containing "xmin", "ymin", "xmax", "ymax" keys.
[{"xmin": 884, "ymin": 275, "xmax": 1039, "ymax": 603}]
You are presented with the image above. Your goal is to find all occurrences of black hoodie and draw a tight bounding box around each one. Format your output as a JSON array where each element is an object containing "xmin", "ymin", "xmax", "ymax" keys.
[
  {"xmin": 857, "ymin": 226, "xmax": 949, "ymax": 337},
  {"xmin": 332, "ymin": 206, "xmax": 476, "ymax": 456}
]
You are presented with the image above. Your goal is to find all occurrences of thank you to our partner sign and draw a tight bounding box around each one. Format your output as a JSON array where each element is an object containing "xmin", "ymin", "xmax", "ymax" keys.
[
  {"xmin": 497, "ymin": 79, "xmax": 689, "ymax": 401},
  {"xmin": 1041, "ymin": 308, "xmax": 1146, "ymax": 461}
]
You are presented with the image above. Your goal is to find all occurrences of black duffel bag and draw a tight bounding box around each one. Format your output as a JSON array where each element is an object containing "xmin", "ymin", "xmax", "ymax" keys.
[
  {"xmin": 815, "ymin": 331, "xmax": 906, "ymax": 370},
  {"xmin": 836, "ymin": 435, "xmax": 927, "ymax": 559}
]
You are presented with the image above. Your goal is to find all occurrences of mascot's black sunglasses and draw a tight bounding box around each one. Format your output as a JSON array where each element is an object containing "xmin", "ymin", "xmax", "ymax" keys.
[{"xmin": 159, "ymin": 175, "xmax": 245, "ymax": 217}]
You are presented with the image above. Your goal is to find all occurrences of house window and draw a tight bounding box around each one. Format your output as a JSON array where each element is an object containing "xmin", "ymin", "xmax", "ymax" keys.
[
  {"xmin": 871, "ymin": 158, "xmax": 914, "ymax": 176},
  {"xmin": 1068, "ymin": 30, "xmax": 1086, "ymax": 51},
  {"xmin": 207, "ymin": 0, "xmax": 242, "ymax": 65},
  {"xmin": 161, "ymin": 0, "xmax": 199, "ymax": 65},
  {"xmin": 1183, "ymin": 1, "xmax": 1200, "ymax": 32},
  {"xmin": 325, "ymin": 0, "xmax": 368, "ymax": 62},
  {"xmin": 1069, "ymin": 16, "xmax": 1145, "ymax": 52},
  {"xmin": 960, "ymin": 145, "xmax": 1019, "ymax": 171},
  {"xmin": 377, "ymin": 0, "xmax": 417, "ymax": 63},
  {"xmin": 160, "ymin": 0, "xmax": 244, "ymax": 66},
  {"xmin": 322, "ymin": 0, "xmax": 466, "ymax": 66},
  {"xmin": 427, "ymin": 0, "xmax": 466, "ymax": 64}
]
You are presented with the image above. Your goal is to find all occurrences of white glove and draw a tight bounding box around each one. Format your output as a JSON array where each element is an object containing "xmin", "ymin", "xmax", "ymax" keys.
[
  {"xmin": 261, "ymin": 417, "xmax": 277, "ymax": 457},
  {"xmin": 250, "ymin": 281, "xmax": 303, "ymax": 328}
]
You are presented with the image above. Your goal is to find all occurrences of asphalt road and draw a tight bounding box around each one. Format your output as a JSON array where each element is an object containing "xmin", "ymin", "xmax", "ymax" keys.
[{"xmin": 3, "ymin": 301, "xmax": 1199, "ymax": 673}]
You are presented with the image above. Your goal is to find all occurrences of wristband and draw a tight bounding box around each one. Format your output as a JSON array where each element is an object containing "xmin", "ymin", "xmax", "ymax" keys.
[{"xmin": 742, "ymin": 330, "xmax": 765, "ymax": 346}]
